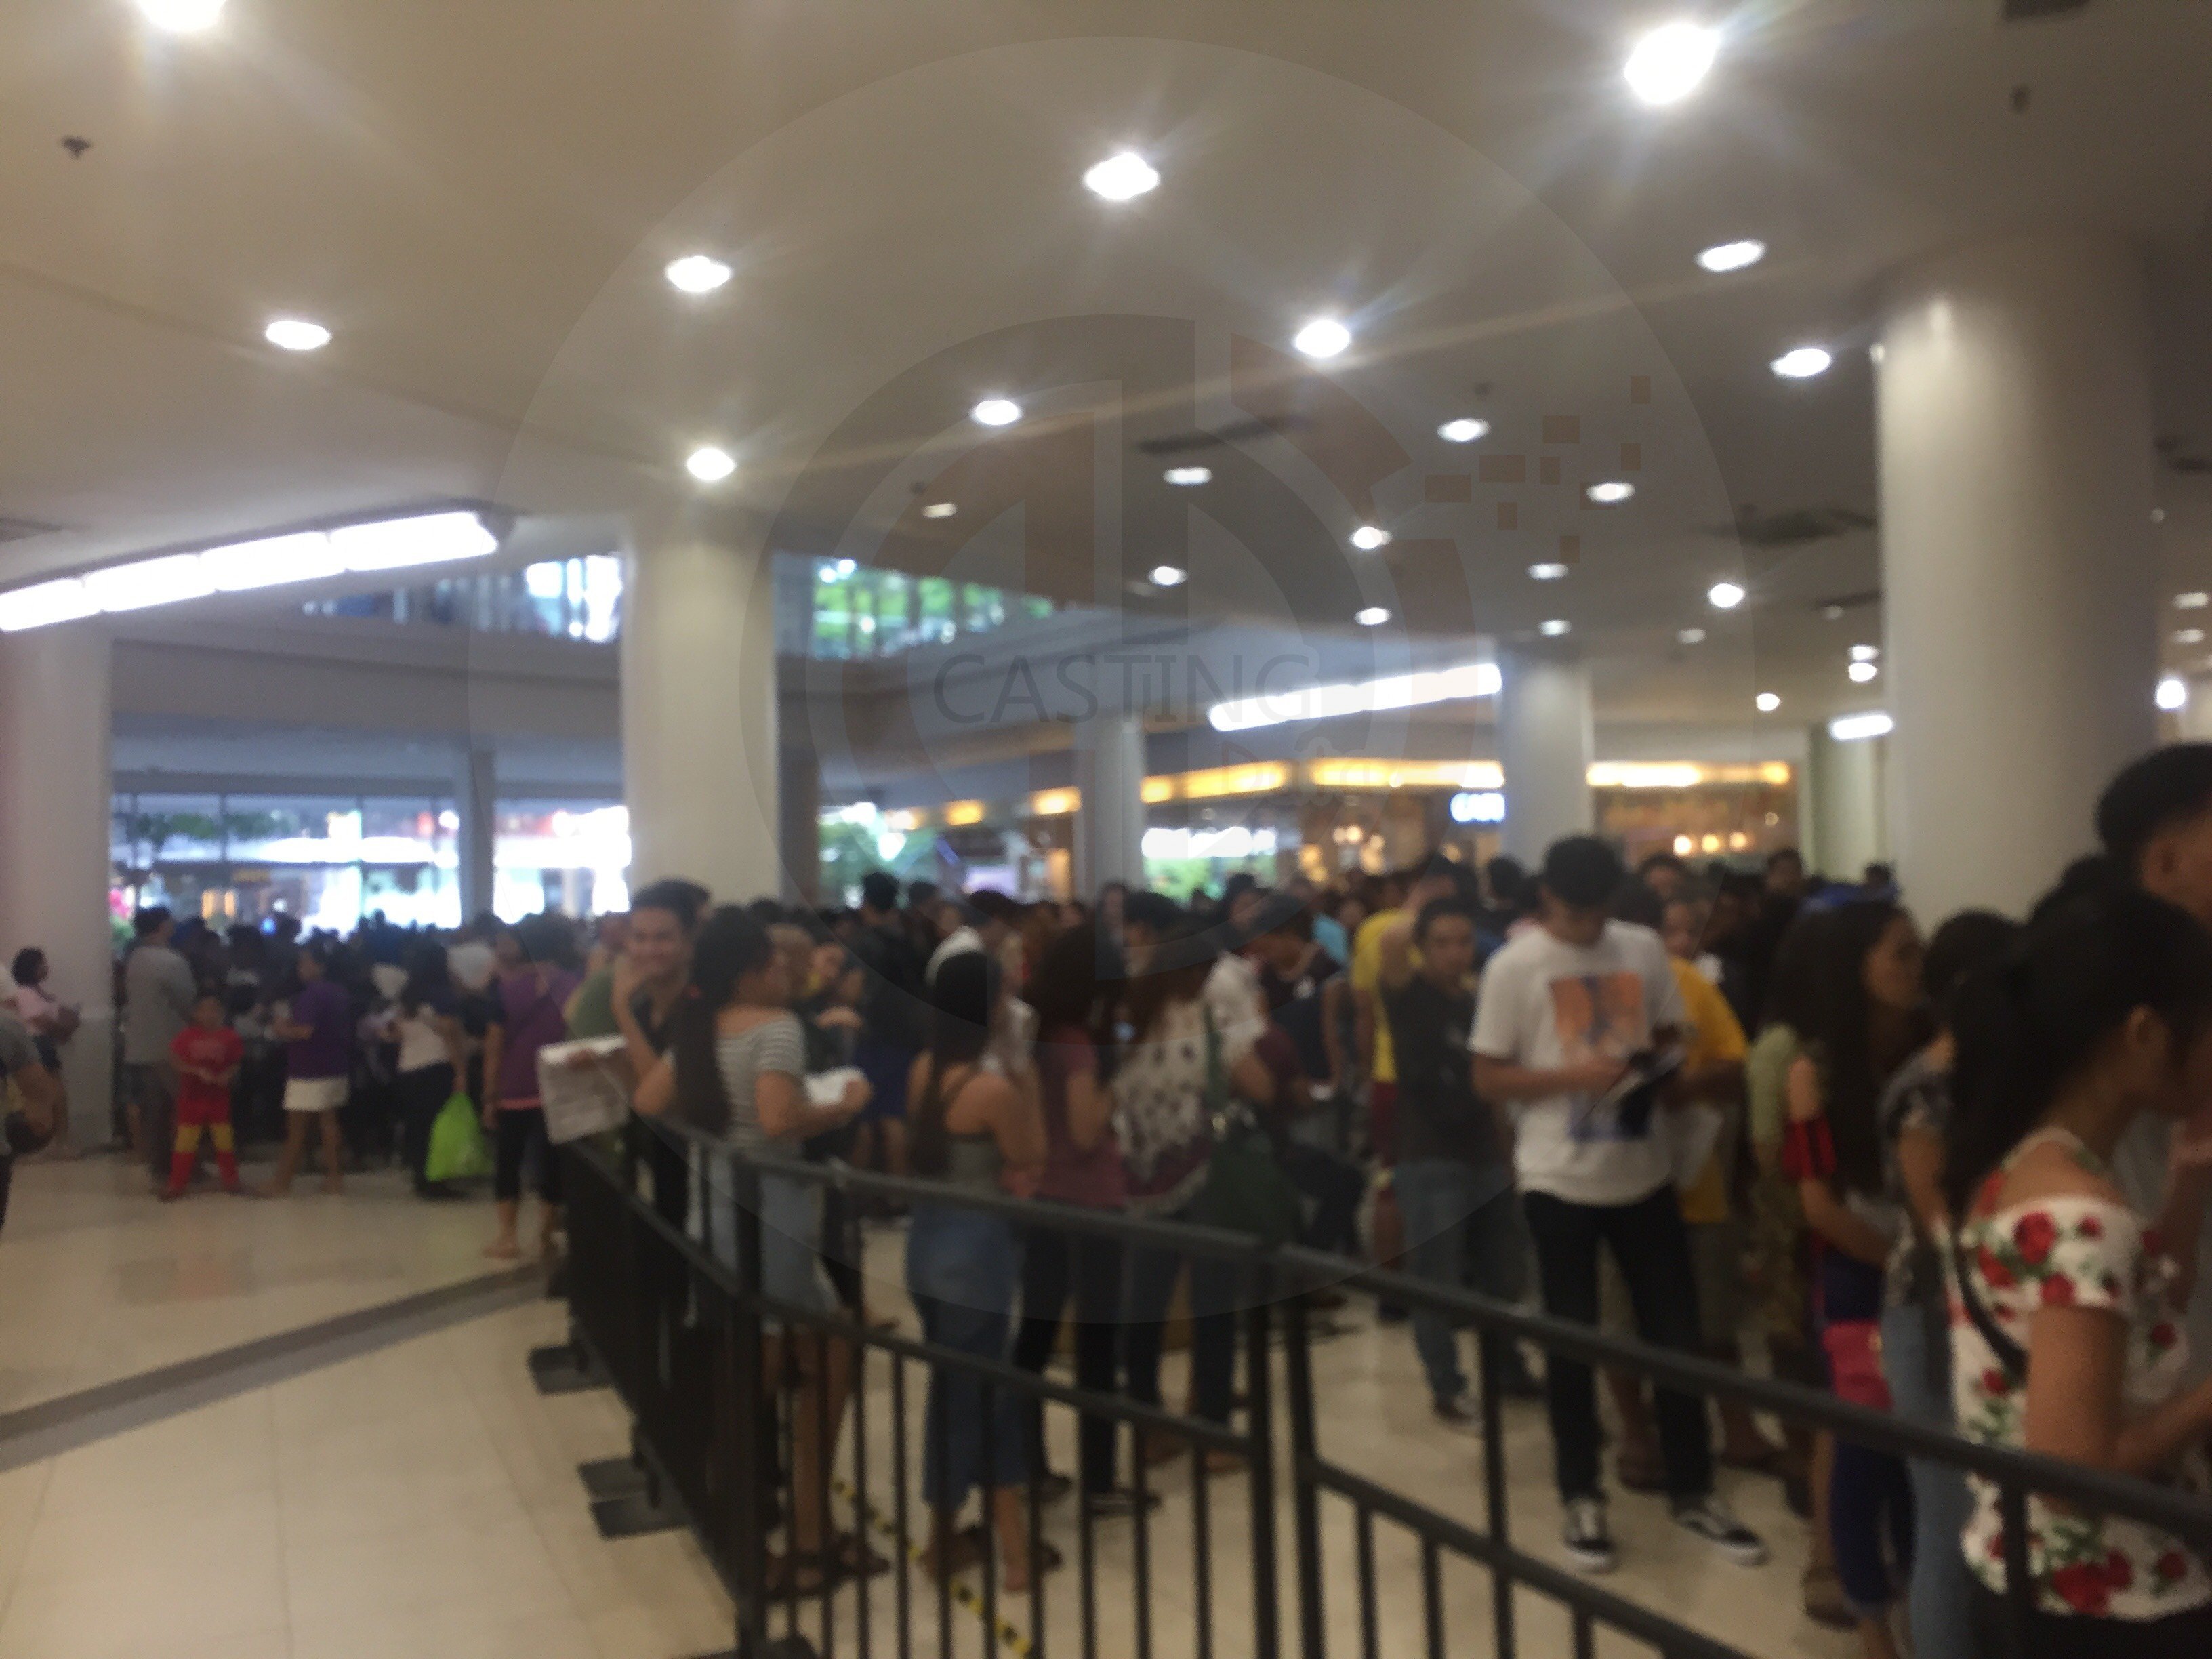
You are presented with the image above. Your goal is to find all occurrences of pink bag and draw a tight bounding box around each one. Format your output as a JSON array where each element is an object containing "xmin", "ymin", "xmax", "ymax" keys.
[{"xmin": 1823, "ymin": 1319, "xmax": 1892, "ymax": 1412}]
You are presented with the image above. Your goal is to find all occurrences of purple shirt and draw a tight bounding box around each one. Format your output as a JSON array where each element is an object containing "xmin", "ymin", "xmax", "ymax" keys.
[
  {"xmin": 285, "ymin": 979, "xmax": 352, "ymax": 1080},
  {"xmin": 493, "ymin": 968, "xmax": 578, "ymax": 1107},
  {"xmin": 1034, "ymin": 1029, "xmax": 1126, "ymax": 1209}
]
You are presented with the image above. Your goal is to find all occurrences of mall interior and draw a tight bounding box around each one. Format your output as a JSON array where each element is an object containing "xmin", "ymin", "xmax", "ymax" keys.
[{"xmin": 3, "ymin": 3, "xmax": 2212, "ymax": 1658}]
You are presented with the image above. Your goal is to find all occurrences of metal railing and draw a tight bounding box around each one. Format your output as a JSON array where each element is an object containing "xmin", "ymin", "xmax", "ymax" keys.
[{"xmin": 559, "ymin": 1118, "xmax": 2212, "ymax": 1659}]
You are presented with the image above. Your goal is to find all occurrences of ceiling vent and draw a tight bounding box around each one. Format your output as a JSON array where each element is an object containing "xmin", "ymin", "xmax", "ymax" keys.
[
  {"xmin": 1135, "ymin": 413, "xmax": 1311, "ymax": 456},
  {"xmin": 0, "ymin": 516, "xmax": 62, "ymax": 545},
  {"xmin": 1710, "ymin": 504, "xmax": 1874, "ymax": 548}
]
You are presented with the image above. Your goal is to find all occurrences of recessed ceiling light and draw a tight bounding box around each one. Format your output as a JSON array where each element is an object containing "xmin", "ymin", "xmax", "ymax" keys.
[
  {"xmin": 1164, "ymin": 466, "xmax": 1211, "ymax": 487},
  {"xmin": 971, "ymin": 397, "xmax": 1022, "ymax": 426},
  {"xmin": 1539, "ymin": 619, "xmax": 1571, "ymax": 637},
  {"xmin": 1755, "ymin": 691, "xmax": 1781, "ymax": 713},
  {"xmin": 1530, "ymin": 562, "xmax": 1568, "ymax": 581},
  {"xmin": 1624, "ymin": 20, "xmax": 1719, "ymax": 106},
  {"xmin": 1851, "ymin": 644, "xmax": 1879, "ymax": 661},
  {"xmin": 1355, "ymin": 606, "xmax": 1391, "ymax": 627},
  {"xmin": 1293, "ymin": 318, "xmax": 1352, "ymax": 360},
  {"xmin": 664, "ymin": 255, "xmax": 733, "ymax": 294},
  {"xmin": 1708, "ymin": 581, "xmax": 1746, "ymax": 609},
  {"xmin": 1696, "ymin": 239, "xmax": 1765, "ymax": 274},
  {"xmin": 2177, "ymin": 628, "xmax": 2206, "ymax": 646},
  {"xmin": 1082, "ymin": 151, "xmax": 1159, "ymax": 201},
  {"xmin": 921, "ymin": 501, "xmax": 957, "ymax": 520},
  {"xmin": 136, "ymin": 0, "xmax": 225, "ymax": 31},
  {"xmin": 264, "ymin": 318, "xmax": 331, "ymax": 352},
  {"xmin": 1350, "ymin": 525, "xmax": 1391, "ymax": 551},
  {"xmin": 685, "ymin": 445, "xmax": 736, "ymax": 483},
  {"xmin": 1585, "ymin": 480, "xmax": 1635, "ymax": 505},
  {"xmin": 1831, "ymin": 712, "xmax": 1893, "ymax": 742},
  {"xmin": 1677, "ymin": 627, "xmax": 1706, "ymax": 644},
  {"xmin": 1771, "ymin": 346, "xmax": 1833, "ymax": 380},
  {"xmin": 1149, "ymin": 564, "xmax": 1187, "ymax": 587},
  {"xmin": 1438, "ymin": 418, "xmax": 1490, "ymax": 444},
  {"xmin": 2177, "ymin": 592, "xmax": 2209, "ymax": 609},
  {"xmin": 2158, "ymin": 676, "xmax": 2188, "ymax": 712},
  {"xmin": 1847, "ymin": 661, "xmax": 1878, "ymax": 684}
]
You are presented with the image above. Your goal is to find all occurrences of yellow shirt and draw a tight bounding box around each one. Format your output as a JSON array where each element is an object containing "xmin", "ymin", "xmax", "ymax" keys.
[
  {"xmin": 1671, "ymin": 957, "xmax": 1748, "ymax": 1225},
  {"xmin": 1350, "ymin": 909, "xmax": 1414, "ymax": 1085}
]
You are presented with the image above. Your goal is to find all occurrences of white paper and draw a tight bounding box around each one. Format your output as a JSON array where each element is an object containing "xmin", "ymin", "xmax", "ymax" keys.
[
  {"xmin": 806, "ymin": 1067, "xmax": 865, "ymax": 1108},
  {"xmin": 535, "ymin": 1035, "xmax": 629, "ymax": 1144}
]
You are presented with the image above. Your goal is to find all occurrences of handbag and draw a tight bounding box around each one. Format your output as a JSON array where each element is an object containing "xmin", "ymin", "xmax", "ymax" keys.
[
  {"xmin": 1822, "ymin": 1318, "xmax": 1892, "ymax": 1411},
  {"xmin": 1189, "ymin": 1011, "xmax": 1302, "ymax": 1246},
  {"xmin": 424, "ymin": 1091, "xmax": 493, "ymax": 1183}
]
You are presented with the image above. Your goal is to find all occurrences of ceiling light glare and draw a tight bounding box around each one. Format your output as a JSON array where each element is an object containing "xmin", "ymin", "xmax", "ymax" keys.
[
  {"xmin": 2158, "ymin": 676, "xmax": 2188, "ymax": 712},
  {"xmin": 1164, "ymin": 466, "xmax": 1212, "ymax": 487},
  {"xmin": 264, "ymin": 318, "xmax": 331, "ymax": 352},
  {"xmin": 1293, "ymin": 318, "xmax": 1352, "ymax": 360},
  {"xmin": 1082, "ymin": 151, "xmax": 1159, "ymax": 202},
  {"xmin": 1624, "ymin": 20, "xmax": 1719, "ymax": 106},
  {"xmin": 84, "ymin": 552, "xmax": 215, "ymax": 613},
  {"xmin": 136, "ymin": 0, "xmax": 225, "ymax": 32},
  {"xmin": 1586, "ymin": 480, "xmax": 1635, "ymax": 505},
  {"xmin": 971, "ymin": 397, "xmax": 1022, "ymax": 427},
  {"xmin": 1530, "ymin": 562, "xmax": 1568, "ymax": 581},
  {"xmin": 1438, "ymin": 418, "xmax": 1490, "ymax": 444},
  {"xmin": 330, "ymin": 511, "xmax": 499, "ymax": 573},
  {"xmin": 685, "ymin": 445, "xmax": 737, "ymax": 483},
  {"xmin": 1354, "ymin": 606, "xmax": 1390, "ymax": 627},
  {"xmin": 1539, "ymin": 619, "xmax": 1571, "ymax": 637},
  {"xmin": 2176, "ymin": 592, "xmax": 2209, "ymax": 610},
  {"xmin": 1350, "ymin": 525, "xmax": 1392, "ymax": 552},
  {"xmin": 1696, "ymin": 239, "xmax": 1765, "ymax": 274},
  {"xmin": 1755, "ymin": 691, "xmax": 1781, "ymax": 713},
  {"xmin": 1149, "ymin": 564, "xmax": 1187, "ymax": 588},
  {"xmin": 664, "ymin": 255, "xmax": 733, "ymax": 294},
  {"xmin": 1209, "ymin": 660, "xmax": 1498, "ymax": 734},
  {"xmin": 200, "ymin": 531, "xmax": 344, "ymax": 592},
  {"xmin": 1677, "ymin": 627, "xmax": 1706, "ymax": 644},
  {"xmin": 1770, "ymin": 345, "xmax": 1833, "ymax": 380},
  {"xmin": 2176, "ymin": 629, "xmax": 2206, "ymax": 646},
  {"xmin": 921, "ymin": 501, "xmax": 958, "ymax": 519},
  {"xmin": 0, "ymin": 578, "xmax": 98, "ymax": 632},
  {"xmin": 1850, "ymin": 643, "xmax": 1879, "ymax": 661},
  {"xmin": 1847, "ymin": 661, "xmax": 1878, "ymax": 683},
  {"xmin": 1830, "ymin": 712, "xmax": 1893, "ymax": 743},
  {"xmin": 1707, "ymin": 580, "xmax": 1746, "ymax": 609}
]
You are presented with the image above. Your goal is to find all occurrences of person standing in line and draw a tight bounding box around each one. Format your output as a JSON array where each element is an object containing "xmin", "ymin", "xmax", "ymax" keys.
[
  {"xmin": 849, "ymin": 872, "xmax": 928, "ymax": 1183},
  {"xmin": 163, "ymin": 990, "xmax": 243, "ymax": 1200},
  {"xmin": 7, "ymin": 948, "xmax": 79, "ymax": 1153},
  {"xmin": 121, "ymin": 907, "xmax": 197, "ymax": 1177},
  {"xmin": 1471, "ymin": 836, "xmax": 1767, "ymax": 1575},
  {"xmin": 390, "ymin": 943, "xmax": 467, "ymax": 1197},
  {"xmin": 482, "ymin": 915, "xmax": 578, "ymax": 1259},
  {"xmin": 0, "ymin": 1008, "xmax": 62, "ymax": 1240},
  {"xmin": 608, "ymin": 879, "xmax": 710, "ymax": 1229},
  {"xmin": 265, "ymin": 941, "xmax": 350, "ymax": 1196},
  {"xmin": 1378, "ymin": 894, "xmax": 1540, "ymax": 1424}
]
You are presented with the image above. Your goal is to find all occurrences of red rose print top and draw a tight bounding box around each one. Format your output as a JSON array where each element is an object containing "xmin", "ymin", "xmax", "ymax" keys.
[{"xmin": 1951, "ymin": 1138, "xmax": 2208, "ymax": 1619}]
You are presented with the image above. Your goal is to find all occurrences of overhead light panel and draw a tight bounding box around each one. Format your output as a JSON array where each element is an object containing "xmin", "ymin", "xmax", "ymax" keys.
[
  {"xmin": 921, "ymin": 501, "xmax": 958, "ymax": 519},
  {"xmin": 1696, "ymin": 239, "xmax": 1765, "ymax": 274},
  {"xmin": 1708, "ymin": 581, "xmax": 1746, "ymax": 609},
  {"xmin": 330, "ymin": 511, "xmax": 499, "ymax": 573},
  {"xmin": 2176, "ymin": 629, "xmax": 2205, "ymax": 646},
  {"xmin": 1830, "ymin": 712, "xmax": 1893, "ymax": 742},
  {"xmin": 84, "ymin": 553, "xmax": 214, "ymax": 612},
  {"xmin": 2158, "ymin": 676, "xmax": 2188, "ymax": 712},
  {"xmin": 1624, "ymin": 20, "xmax": 1719, "ymax": 106},
  {"xmin": 264, "ymin": 318, "xmax": 331, "ymax": 352},
  {"xmin": 1082, "ymin": 151, "xmax": 1159, "ymax": 201},
  {"xmin": 664, "ymin": 255, "xmax": 733, "ymax": 294},
  {"xmin": 201, "ymin": 531, "xmax": 346, "ymax": 592},
  {"xmin": 1847, "ymin": 661, "xmax": 1878, "ymax": 683},
  {"xmin": 1851, "ymin": 644, "xmax": 1879, "ymax": 661},
  {"xmin": 1438, "ymin": 418, "xmax": 1490, "ymax": 443},
  {"xmin": 1350, "ymin": 525, "xmax": 1391, "ymax": 551},
  {"xmin": 1293, "ymin": 318, "xmax": 1352, "ymax": 360},
  {"xmin": 1149, "ymin": 564, "xmax": 1187, "ymax": 587},
  {"xmin": 1771, "ymin": 346, "xmax": 1833, "ymax": 380},
  {"xmin": 1585, "ymin": 480, "xmax": 1635, "ymax": 505},
  {"xmin": 1539, "ymin": 619, "xmax": 1571, "ymax": 637},
  {"xmin": 1530, "ymin": 562, "xmax": 1568, "ymax": 581},
  {"xmin": 2177, "ymin": 592, "xmax": 2209, "ymax": 610},
  {"xmin": 685, "ymin": 445, "xmax": 737, "ymax": 483},
  {"xmin": 1209, "ymin": 661, "xmax": 1498, "ymax": 733},
  {"xmin": 971, "ymin": 397, "xmax": 1022, "ymax": 426},
  {"xmin": 1677, "ymin": 627, "xmax": 1706, "ymax": 644},
  {"xmin": 136, "ymin": 0, "xmax": 225, "ymax": 32},
  {"xmin": 1755, "ymin": 691, "xmax": 1781, "ymax": 712},
  {"xmin": 1354, "ymin": 606, "xmax": 1390, "ymax": 627},
  {"xmin": 1164, "ymin": 466, "xmax": 1211, "ymax": 487},
  {"xmin": 0, "ymin": 579, "xmax": 98, "ymax": 633}
]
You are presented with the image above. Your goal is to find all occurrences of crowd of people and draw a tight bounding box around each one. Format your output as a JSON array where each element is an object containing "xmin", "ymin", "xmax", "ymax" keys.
[{"xmin": 3, "ymin": 749, "xmax": 2211, "ymax": 1656}]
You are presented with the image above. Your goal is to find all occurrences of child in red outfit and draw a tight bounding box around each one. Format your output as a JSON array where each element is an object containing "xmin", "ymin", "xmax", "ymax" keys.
[{"xmin": 166, "ymin": 991, "xmax": 243, "ymax": 1199}]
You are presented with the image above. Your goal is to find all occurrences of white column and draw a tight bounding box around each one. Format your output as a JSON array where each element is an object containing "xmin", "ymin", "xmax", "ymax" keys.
[
  {"xmin": 1805, "ymin": 725, "xmax": 1888, "ymax": 880},
  {"xmin": 0, "ymin": 626, "xmax": 115, "ymax": 1143},
  {"xmin": 622, "ymin": 510, "xmax": 783, "ymax": 904},
  {"xmin": 1073, "ymin": 712, "xmax": 1145, "ymax": 895},
  {"xmin": 1498, "ymin": 647, "xmax": 1593, "ymax": 865},
  {"xmin": 1879, "ymin": 231, "xmax": 2158, "ymax": 917},
  {"xmin": 454, "ymin": 743, "xmax": 497, "ymax": 922}
]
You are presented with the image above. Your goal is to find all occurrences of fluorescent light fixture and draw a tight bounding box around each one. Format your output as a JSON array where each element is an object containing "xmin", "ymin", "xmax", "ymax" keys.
[
  {"xmin": 1438, "ymin": 418, "xmax": 1490, "ymax": 443},
  {"xmin": 136, "ymin": 0, "xmax": 225, "ymax": 31},
  {"xmin": 1589, "ymin": 763, "xmax": 1703, "ymax": 790},
  {"xmin": 1755, "ymin": 691, "xmax": 1781, "ymax": 712},
  {"xmin": 921, "ymin": 501, "xmax": 958, "ymax": 519},
  {"xmin": 2158, "ymin": 676, "xmax": 2188, "ymax": 712},
  {"xmin": 2177, "ymin": 592, "xmax": 2209, "ymax": 610},
  {"xmin": 1208, "ymin": 660, "xmax": 1498, "ymax": 733},
  {"xmin": 201, "ymin": 531, "xmax": 345, "ymax": 592},
  {"xmin": 663, "ymin": 255, "xmax": 733, "ymax": 294},
  {"xmin": 0, "ymin": 578, "xmax": 97, "ymax": 632},
  {"xmin": 971, "ymin": 397, "xmax": 1022, "ymax": 426},
  {"xmin": 1677, "ymin": 627, "xmax": 1706, "ymax": 644},
  {"xmin": 330, "ymin": 511, "xmax": 499, "ymax": 573},
  {"xmin": 1354, "ymin": 606, "xmax": 1390, "ymax": 627},
  {"xmin": 1539, "ymin": 619, "xmax": 1571, "ymax": 636},
  {"xmin": 1082, "ymin": 151, "xmax": 1159, "ymax": 201},
  {"xmin": 1708, "ymin": 581, "xmax": 1746, "ymax": 609},
  {"xmin": 1530, "ymin": 562, "xmax": 1568, "ymax": 581},
  {"xmin": 264, "ymin": 318, "xmax": 331, "ymax": 352},
  {"xmin": 1164, "ymin": 466, "xmax": 1212, "ymax": 486},
  {"xmin": 1696, "ymin": 239, "xmax": 1765, "ymax": 273},
  {"xmin": 84, "ymin": 553, "xmax": 214, "ymax": 612},
  {"xmin": 1350, "ymin": 525, "xmax": 1392, "ymax": 551},
  {"xmin": 1851, "ymin": 643, "xmax": 1879, "ymax": 661},
  {"xmin": 1585, "ymin": 480, "xmax": 1635, "ymax": 506},
  {"xmin": 1771, "ymin": 345, "xmax": 1832, "ymax": 380},
  {"xmin": 685, "ymin": 445, "xmax": 736, "ymax": 483},
  {"xmin": 1830, "ymin": 712, "xmax": 1893, "ymax": 742},
  {"xmin": 1149, "ymin": 564, "xmax": 1187, "ymax": 587},
  {"xmin": 1624, "ymin": 20, "xmax": 1719, "ymax": 106},
  {"xmin": 1293, "ymin": 318, "xmax": 1351, "ymax": 360},
  {"xmin": 1847, "ymin": 661, "xmax": 1878, "ymax": 683}
]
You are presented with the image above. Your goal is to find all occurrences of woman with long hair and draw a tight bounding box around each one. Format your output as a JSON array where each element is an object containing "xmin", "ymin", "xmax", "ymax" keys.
[
  {"xmin": 1783, "ymin": 901, "xmax": 1929, "ymax": 1659},
  {"xmin": 1944, "ymin": 886, "xmax": 2212, "ymax": 1655},
  {"xmin": 391, "ymin": 941, "xmax": 466, "ymax": 1197},
  {"xmin": 903, "ymin": 949, "xmax": 1050, "ymax": 1587},
  {"xmin": 481, "ymin": 914, "xmax": 580, "ymax": 1259},
  {"xmin": 634, "ymin": 905, "xmax": 870, "ymax": 1592}
]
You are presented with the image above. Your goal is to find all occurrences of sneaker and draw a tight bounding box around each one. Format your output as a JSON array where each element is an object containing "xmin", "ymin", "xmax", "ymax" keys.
[
  {"xmin": 1671, "ymin": 1494, "xmax": 1768, "ymax": 1567},
  {"xmin": 1561, "ymin": 1496, "xmax": 1616, "ymax": 1574}
]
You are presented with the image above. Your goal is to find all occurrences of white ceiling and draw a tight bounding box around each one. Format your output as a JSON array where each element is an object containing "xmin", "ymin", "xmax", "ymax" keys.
[{"xmin": 4, "ymin": 0, "xmax": 2212, "ymax": 730}]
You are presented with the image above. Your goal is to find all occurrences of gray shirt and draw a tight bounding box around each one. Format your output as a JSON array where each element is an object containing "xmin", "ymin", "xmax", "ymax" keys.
[
  {"xmin": 121, "ymin": 943, "xmax": 195, "ymax": 1065},
  {"xmin": 707, "ymin": 1014, "xmax": 807, "ymax": 1155}
]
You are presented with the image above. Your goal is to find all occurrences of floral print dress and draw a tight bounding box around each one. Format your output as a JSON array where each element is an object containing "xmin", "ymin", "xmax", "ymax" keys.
[{"xmin": 1950, "ymin": 1134, "xmax": 2209, "ymax": 1619}]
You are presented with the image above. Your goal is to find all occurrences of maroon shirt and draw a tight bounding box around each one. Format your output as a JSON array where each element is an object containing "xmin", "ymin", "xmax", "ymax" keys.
[{"xmin": 1033, "ymin": 1028, "xmax": 1126, "ymax": 1209}]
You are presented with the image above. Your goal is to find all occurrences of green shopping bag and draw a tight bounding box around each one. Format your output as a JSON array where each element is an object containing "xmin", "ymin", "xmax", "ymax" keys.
[{"xmin": 424, "ymin": 1092, "xmax": 492, "ymax": 1183}]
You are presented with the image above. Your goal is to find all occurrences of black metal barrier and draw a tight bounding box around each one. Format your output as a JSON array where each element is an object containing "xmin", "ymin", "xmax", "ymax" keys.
[{"xmin": 561, "ymin": 1120, "xmax": 2212, "ymax": 1659}]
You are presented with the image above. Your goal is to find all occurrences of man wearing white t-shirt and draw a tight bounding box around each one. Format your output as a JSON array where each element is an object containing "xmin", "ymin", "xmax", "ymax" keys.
[{"xmin": 1472, "ymin": 836, "xmax": 1765, "ymax": 1576}]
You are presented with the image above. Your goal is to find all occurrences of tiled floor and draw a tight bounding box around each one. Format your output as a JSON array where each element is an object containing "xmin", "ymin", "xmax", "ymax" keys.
[{"xmin": 0, "ymin": 1155, "xmax": 1859, "ymax": 1659}]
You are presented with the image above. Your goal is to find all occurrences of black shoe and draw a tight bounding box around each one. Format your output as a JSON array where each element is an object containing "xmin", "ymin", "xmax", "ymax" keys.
[
  {"xmin": 1032, "ymin": 1471, "xmax": 1075, "ymax": 1504},
  {"xmin": 1082, "ymin": 1487, "xmax": 1164, "ymax": 1519},
  {"xmin": 1376, "ymin": 1301, "xmax": 1409, "ymax": 1324}
]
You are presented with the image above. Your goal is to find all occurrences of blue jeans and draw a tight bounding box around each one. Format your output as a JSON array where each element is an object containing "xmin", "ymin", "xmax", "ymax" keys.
[
  {"xmin": 1393, "ymin": 1159, "xmax": 1521, "ymax": 1403},
  {"xmin": 907, "ymin": 1204, "xmax": 1028, "ymax": 1510},
  {"xmin": 1883, "ymin": 1299, "xmax": 1973, "ymax": 1658}
]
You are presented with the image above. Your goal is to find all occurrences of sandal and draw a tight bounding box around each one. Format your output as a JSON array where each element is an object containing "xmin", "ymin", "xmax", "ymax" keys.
[{"xmin": 769, "ymin": 1531, "xmax": 889, "ymax": 1595}]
